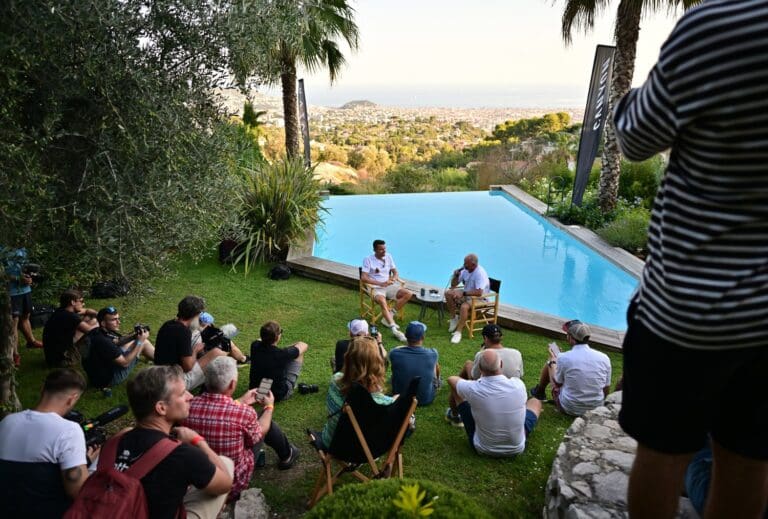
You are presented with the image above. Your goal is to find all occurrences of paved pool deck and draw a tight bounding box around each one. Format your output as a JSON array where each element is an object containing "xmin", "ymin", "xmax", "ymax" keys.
[{"xmin": 287, "ymin": 186, "xmax": 645, "ymax": 352}]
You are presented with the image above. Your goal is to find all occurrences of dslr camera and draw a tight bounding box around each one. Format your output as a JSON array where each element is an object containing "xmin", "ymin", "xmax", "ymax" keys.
[
  {"xmin": 64, "ymin": 405, "xmax": 129, "ymax": 448},
  {"xmin": 22, "ymin": 263, "xmax": 43, "ymax": 281},
  {"xmin": 134, "ymin": 323, "xmax": 151, "ymax": 336},
  {"xmin": 201, "ymin": 323, "xmax": 237, "ymax": 353}
]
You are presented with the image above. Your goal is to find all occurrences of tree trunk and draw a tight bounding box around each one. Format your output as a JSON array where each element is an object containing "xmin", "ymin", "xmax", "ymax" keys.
[
  {"xmin": 599, "ymin": 0, "xmax": 641, "ymax": 213},
  {"xmin": 0, "ymin": 280, "xmax": 21, "ymax": 418},
  {"xmin": 280, "ymin": 59, "xmax": 300, "ymax": 158}
]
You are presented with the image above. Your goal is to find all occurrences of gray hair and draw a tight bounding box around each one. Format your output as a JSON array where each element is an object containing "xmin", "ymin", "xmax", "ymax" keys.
[
  {"xmin": 478, "ymin": 349, "xmax": 501, "ymax": 374},
  {"xmin": 465, "ymin": 253, "xmax": 479, "ymax": 265},
  {"xmin": 128, "ymin": 365, "xmax": 184, "ymax": 421},
  {"xmin": 204, "ymin": 356, "xmax": 238, "ymax": 393}
]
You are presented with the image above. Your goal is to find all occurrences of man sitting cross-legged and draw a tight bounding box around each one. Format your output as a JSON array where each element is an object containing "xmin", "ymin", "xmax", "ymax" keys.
[
  {"xmin": 249, "ymin": 321, "xmax": 309, "ymax": 403},
  {"xmin": 529, "ymin": 319, "xmax": 611, "ymax": 416},
  {"xmin": 445, "ymin": 324, "xmax": 524, "ymax": 426},
  {"xmin": 445, "ymin": 253, "xmax": 490, "ymax": 345},
  {"xmin": 389, "ymin": 321, "xmax": 441, "ymax": 407},
  {"xmin": 184, "ymin": 357, "xmax": 299, "ymax": 502},
  {"xmin": 361, "ymin": 239, "xmax": 412, "ymax": 343},
  {"xmin": 448, "ymin": 349, "xmax": 541, "ymax": 457}
]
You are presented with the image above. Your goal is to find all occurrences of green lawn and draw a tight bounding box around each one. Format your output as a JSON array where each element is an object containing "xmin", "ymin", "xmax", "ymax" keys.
[{"xmin": 15, "ymin": 256, "xmax": 623, "ymax": 518}]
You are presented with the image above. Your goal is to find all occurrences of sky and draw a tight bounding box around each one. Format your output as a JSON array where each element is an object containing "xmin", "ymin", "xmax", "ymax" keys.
[{"xmin": 261, "ymin": 0, "xmax": 688, "ymax": 108}]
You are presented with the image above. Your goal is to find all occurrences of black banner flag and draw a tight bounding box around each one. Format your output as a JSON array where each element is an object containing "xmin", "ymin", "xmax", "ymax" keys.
[
  {"xmin": 298, "ymin": 79, "xmax": 311, "ymax": 168},
  {"xmin": 572, "ymin": 45, "xmax": 615, "ymax": 206}
]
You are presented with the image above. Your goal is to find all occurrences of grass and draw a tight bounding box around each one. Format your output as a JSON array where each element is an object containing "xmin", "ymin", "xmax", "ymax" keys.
[{"xmin": 14, "ymin": 255, "xmax": 623, "ymax": 518}]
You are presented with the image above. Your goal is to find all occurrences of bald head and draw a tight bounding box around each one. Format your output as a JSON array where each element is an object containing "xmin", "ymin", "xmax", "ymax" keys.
[
  {"xmin": 463, "ymin": 254, "xmax": 479, "ymax": 271},
  {"xmin": 478, "ymin": 349, "xmax": 501, "ymax": 375}
]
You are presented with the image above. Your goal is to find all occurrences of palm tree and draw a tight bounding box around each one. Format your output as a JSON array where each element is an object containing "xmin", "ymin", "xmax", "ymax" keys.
[{"xmin": 560, "ymin": 0, "xmax": 699, "ymax": 212}]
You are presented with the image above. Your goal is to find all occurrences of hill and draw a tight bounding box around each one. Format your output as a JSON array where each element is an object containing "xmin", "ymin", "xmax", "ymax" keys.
[{"xmin": 339, "ymin": 99, "xmax": 377, "ymax": 109}]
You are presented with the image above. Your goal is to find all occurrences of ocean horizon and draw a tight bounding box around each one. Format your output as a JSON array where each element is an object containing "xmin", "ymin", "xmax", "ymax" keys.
[{"xmin": 262, "ymin": 83, "xmax": 588, "ymax": 110}]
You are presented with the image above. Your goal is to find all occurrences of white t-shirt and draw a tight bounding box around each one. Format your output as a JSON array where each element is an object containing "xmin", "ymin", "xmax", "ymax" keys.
[
  {"xmin": 456, "ymin": 375, "xmax": 527, "ymax": 456},
  {"xmin": 554, "ymin": 344, "xmax": 612, "ymax": 416},
  {"xmin": 362, "ymin": 253, "xmax": 397, "ymax": 284},
  {"xmin": 0, "ymin": 410, "xmax": 86, "ymax": 469},
  {"xmin": 459, "ymin": 265, "xmax": 490, "ymax": 294},
  {"xmin": 471, "ymin": 347, "xmax": 524, "ymax": 379}
]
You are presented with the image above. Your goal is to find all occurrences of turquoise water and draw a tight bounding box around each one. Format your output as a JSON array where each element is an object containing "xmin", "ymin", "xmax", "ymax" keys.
[{"xmin": 313, "ymin": 191, "xmax": 638, "ymax": 331}]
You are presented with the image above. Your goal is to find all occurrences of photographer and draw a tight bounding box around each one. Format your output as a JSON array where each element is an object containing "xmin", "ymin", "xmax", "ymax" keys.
[
  {"xmin": 82, "ymin": 306, "xmax": 155, "ymax": 390},
  {"xmin": 43, "ymin": 289, "xmax": 98, "ymax": 368},
  {"xmin": 2, "ymin": 246, "xmax": 43, "ymax": 367},
  {"xmin": 196, "ymin": 312, "xmax": 249, "ymax": 365},
  {"xmin": 0, "ymin": 369, "xmax": 98, "ymax": 517}
]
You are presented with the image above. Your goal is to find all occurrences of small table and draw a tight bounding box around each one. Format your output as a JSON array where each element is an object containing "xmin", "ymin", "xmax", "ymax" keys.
[{"xmin": 417, "ymin": 291, "xmax": 446, "ymax": 324}]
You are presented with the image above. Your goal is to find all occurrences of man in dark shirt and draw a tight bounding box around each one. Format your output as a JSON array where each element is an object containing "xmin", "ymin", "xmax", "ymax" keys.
[
  {"xmin": 249, "ymin": 320, "xmax": 309, "ymax": 402},
  {"xmin": 82, "ymin": 306, "xmax": 154, "ymax": 389},
  {"xmin": 43, "ymin": 289, "xmax": 97, "ymax": 368},
  {"xmin": 115, "ymin": 365, "xmax": 233, "ymax": 518},
  {"xmin": 154, "ymin": 295, "xmax": 225, "ymax": 390},
  {"xmin": 333, "ymin": 318, "xmax": 385, "ymax": 373}
]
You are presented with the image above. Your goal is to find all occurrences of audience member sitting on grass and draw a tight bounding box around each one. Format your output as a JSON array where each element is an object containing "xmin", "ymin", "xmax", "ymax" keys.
[
  {"xmin": 154, "ymin": 295, "xmax": 226, "ymax": 390},
  {"xmin": 0, "ymin": 369, "xmax": 97, "ymax": 518},
  {"xmin": 82, "ymin": 306, "xmax": 155, "ymax": 390},
  {"xmin": 111, "ymin": 365, "xmax": 233, "ymax": 518},
  {"xmin": 184, "ymin": 357, "xmax": 299, "ymax": 502},
  {"xmin": 445, "ymin": 324, "xmax": 524, "ymax": 426},
  {"xmin": 333, "ymin": 318, "xmax": 386, "ymax": 373},
  {"xmin": 445, "ymin": 253, "xmax": 491, "ymax": 345},
  {"xmin": 361, "ymin": 239, "xmax": 411, "ymax": 343},
  {"xmin": 318, "ymin": 335, "xmax": 393, "ymax": 449},
  {"xmin": 195, "ymin": 312, "xmax": 249, "ymax": 365},
  {"xmin": 43, "ymin": 289, "xmax": 98, "ymax": 368},
  {"xmin": 249, "ymin": 320, "xmax": 309, "ymax": 403},
  {"xmin": 448, "ymin": 349, "xmax": 541, "ymax": 457},
  {"xmin": 529, "ymin": 320, "xmax": 611, "ymax": 416},
  {"xmin": 389, "ymin": 321, "xmax": 440, "ymax": 407}
]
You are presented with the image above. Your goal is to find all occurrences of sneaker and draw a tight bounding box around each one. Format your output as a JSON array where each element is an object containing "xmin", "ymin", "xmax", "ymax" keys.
[
  {"xmin": 380, "ymin": 318, "xmax": 395, "ymax": 330},
  {"xmin": 278, "ymin": 444, "xmax": 300, "ymax": 470},
  {"xmin": 444, "ymin": 407, "xmax": 463, "ymax": 428},
  {"xmin": 448, "ymin": 317, "xmax": 458, "ymax": 333},
  {"xmin": 529, "ymin": 385, "xmax": 547, "ymax": 401},
  {"xmin": 450, "ymin": 331, "xmax": 462, "ymax": 344},
  {"xmin": 393, "ymin": 328, "xmax": 407, "ymax": 342},
  {"xmin": 26, "ymin": 340, "xmax": 43, "ymax": 349}
]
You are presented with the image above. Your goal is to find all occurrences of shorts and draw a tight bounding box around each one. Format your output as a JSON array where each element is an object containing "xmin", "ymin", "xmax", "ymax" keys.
[
  {"xmin": 184, "ymin": 362, "xmax": 205, "ymax": 390},
  {"xmin": 619, "ymin": 303, "xmax": 768, "ymax": 460},
  {"xmin": 10, "ymin": 292, "xmax": 32, "ymax": 317},
  {"xmin": 371, "ymin": 284, "xmax": 400, "ymax": 300}
]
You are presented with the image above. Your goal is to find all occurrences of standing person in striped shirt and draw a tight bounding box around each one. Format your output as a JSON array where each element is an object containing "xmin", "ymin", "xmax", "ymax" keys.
[{"xmin": 614, "ymin": 1, "xmax": 768, "ymax": 517}]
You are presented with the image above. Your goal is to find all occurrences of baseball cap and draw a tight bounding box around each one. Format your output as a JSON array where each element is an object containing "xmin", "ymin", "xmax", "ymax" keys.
[
  {"xmin": 563, "ymin": 319, "xmax": 591, "ymax": 342},
  {"xmin": 199, "ymin": 312, "xmax": 214, "ymax": 325},
  {"xmin": 482, "ymin": 324, "xmax": 503, "ymax": 338},
  {"xmin": 97, "ymin": 306, "xmax": 118, "ymax": 323},
  {"xmin": 405, "ymin": 321, "xmax": 427, "ymax": 341},
  {"xmin": 348, "ymin": 319, "xmax": 369, "ymax": 336}
]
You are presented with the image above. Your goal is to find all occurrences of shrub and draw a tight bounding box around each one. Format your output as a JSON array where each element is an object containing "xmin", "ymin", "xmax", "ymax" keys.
[
  {"xmin": 305, "ymin": 478, "xmax": 493, "ymax": 519},
  {"xmin": 551, "ymin": 199, "xmax": 611, "ymax": 229},
  {"xmin": 385, "ymin": 164, "xmax": 432, "ymax": 193},
  {"xmin": 234, "ymin": 157, "xmax": 325, "ymax": 267},
  {"xmin": 618, "ymin": 155, "xmax": 664, "ymax": 207},
  {"xmin": 597, "ymin": 207, "xmax": 650, "ymax": 253},
  {"xmin": 433, "ymin": 168, "xmax": 472, "ymax": 191}
]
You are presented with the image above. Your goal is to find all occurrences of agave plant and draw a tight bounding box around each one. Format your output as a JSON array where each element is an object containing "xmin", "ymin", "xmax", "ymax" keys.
[{"xmin": 234, "ymin": 157, "xmax": 326, "ymax": 270}]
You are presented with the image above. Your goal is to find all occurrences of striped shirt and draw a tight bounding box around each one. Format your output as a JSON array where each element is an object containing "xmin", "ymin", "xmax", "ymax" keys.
[{"xmin": 614, "ymin": 0, "xmax": 768, "ymax": 350}]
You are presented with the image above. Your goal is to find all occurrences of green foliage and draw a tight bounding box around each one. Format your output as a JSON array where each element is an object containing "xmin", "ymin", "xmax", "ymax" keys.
[
  {"xmin": 551, "ymin": 199, "xmax": 612, "ymax": 229},
  {"xmin": 234, "ymin": 157, "xmax": 325, "ymax": 266},
  {"xmin": 393, "ymin": 483, "xmax": 437, "ymax": 518},
  {"xmin": 618, "ymin": 155, "xmax": 664, "ymax": 207},
  {"xmin": 490, "ymin": 112, "xmax": 572, "ymax": 142},
  {"xmin": 597, "ymin": 207, "xmax": 650, "ymax": 253},
  {"xmin": 242, "ymin": 102, "xmax": 266, "ymax": 129},
  {"xmin": 306, "ymin": 478, "xmax": 493, "ymax": 519},
  {"xmin": 385, "ymin": 165, "xmax": 433, "ymax": 193}
]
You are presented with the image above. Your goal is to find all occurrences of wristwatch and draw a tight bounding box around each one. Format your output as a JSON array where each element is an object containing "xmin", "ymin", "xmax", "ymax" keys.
[{"xmin": 547, "ymin": 360, "xmax": 557, "ymax": 367}]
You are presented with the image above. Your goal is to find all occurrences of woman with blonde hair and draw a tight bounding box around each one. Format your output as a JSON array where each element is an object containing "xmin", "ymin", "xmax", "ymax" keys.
[{"xmin": 319, "ymin": 335, "xmax": 393, "ymax": 448}]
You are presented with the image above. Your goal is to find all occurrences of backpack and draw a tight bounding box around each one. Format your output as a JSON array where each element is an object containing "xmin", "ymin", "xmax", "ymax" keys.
[
  {"xmin": 268, "ymin": 264, "xmax": 291, "ymax": 280},
  {"xmin": 64, "ymin": 433, "xmax": 182, "ymax": 519}
]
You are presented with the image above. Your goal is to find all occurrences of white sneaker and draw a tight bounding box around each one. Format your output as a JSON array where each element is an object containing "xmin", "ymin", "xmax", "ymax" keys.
[
  {"xmin": 448, "ymin": 317, "xmax": 458, "ymax": 333},
  {"xmin": 380, "ymin": 318, "xmax": 395, "ymax": 329},
  {"xmin": 393, "ymin": 329, "xmax": 407, "ymax": 342},
  {"xmin": 450, "ymin": 331, "xmax": 462, "ymax": 344}
]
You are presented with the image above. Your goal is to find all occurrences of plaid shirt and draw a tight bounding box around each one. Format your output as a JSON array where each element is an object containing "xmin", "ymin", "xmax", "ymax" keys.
[{"xmin": 184, "ymin": 392, "xmax": 262, "ymax": 496}]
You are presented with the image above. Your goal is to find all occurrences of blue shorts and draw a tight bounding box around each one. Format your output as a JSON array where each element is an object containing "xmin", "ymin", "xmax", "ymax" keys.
[
  {"xmin": 10, "ymin": 293, "xmax": 32, "ymax": 317},
  {"xmin": 457, "ymin": 401, "xmax": 538, "ymax": 453}
]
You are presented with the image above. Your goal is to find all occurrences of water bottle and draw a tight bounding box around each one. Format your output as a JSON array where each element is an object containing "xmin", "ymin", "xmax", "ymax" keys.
[
  {"xmin": 420, "ymin": 288, "xmax": 426, "ymax": 297},
  {"xmin": 256, "ymin": 448, "xmax": 266, "ymax": 467}
]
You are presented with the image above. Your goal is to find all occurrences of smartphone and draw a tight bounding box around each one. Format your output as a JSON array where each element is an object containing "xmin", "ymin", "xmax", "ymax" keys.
[
  {"xmin": 548, "ymin": 342, "xmax": 561, "ymax": 357},
  {"xmin": 257, "ymin": 378, "xmax": 273, "ymax": 399},
  {"xmin": 369, "ymin": 325, "xmax": 379, "ymax": 337}
]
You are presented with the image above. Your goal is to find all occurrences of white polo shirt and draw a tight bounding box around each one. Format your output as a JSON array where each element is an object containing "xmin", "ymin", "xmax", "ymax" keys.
[
  {"xmin": 362, "ymin": 253, "xmax": 396, "ymax": 284},
  {"xmin": 553, "ymin": 344, "xmax": 612, "ymax": 416},
  {"xmin": 456, "ymin": 375, "xmax": 527, "ymax": 456},
  {"xmin": 459, "ymin": 265, "xmax": 490, "ymax": 294}
]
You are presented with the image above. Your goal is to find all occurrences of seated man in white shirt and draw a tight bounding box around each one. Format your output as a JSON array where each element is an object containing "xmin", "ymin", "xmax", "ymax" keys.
[
  {"xmin": 445, "ymin": 253, "xmax": 491, "ymax": 344},
  {"xmin": 529, "ymin": 319, "xmax": 612, "ymax": 416},
  {"xmin": 448, "ymin": 349, "xmax": 542, "ymax": 457},
  {"xmin": 361, "ymin": 239, "xmax": 413, "ymax": 342}
]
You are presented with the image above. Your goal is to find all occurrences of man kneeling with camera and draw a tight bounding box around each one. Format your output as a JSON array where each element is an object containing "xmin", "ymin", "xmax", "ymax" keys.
[{"xmin": 82, "ymin": 306, "xmax": 155, "ymax": 391}]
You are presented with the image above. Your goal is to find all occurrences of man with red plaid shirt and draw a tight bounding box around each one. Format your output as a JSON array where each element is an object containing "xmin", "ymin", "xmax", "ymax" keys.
[{"xmin": 184, "ymin": 357, "xmax": 299, "ymax": 500}]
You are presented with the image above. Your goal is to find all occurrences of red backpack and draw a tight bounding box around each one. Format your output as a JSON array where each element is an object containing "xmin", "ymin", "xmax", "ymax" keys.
[{"xmin": 64, "ymin": 433, "xmax": 182, "ymax": 519}]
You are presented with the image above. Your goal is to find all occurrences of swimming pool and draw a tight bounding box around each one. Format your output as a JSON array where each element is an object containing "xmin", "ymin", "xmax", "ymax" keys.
[{"xmin": 313, "ymin": 191, "xmax": 638, "ymax": 330}]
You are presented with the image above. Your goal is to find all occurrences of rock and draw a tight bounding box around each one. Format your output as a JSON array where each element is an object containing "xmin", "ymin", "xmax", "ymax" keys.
[
  {"xmin": 566, "ymin": 503, "xmax": 618, "ymax": 519},
  {"xmin": 579, "ymin": 448, "xmax": 599, "ymax": 461},
  {"xmin": 605, "ymin": 391, "xmax": 623, "ymax": 404},
  {"xmin": 614, "ymin": 436, "xmax": 638, "ymax": 453},
  {"xmin": 571, "ymin": 481, "xmax": 593, "ymax": 498},
  {"xmin": 569, "ymin": 417, "xmax": 585, "ymax": 434},
  {"xmin": 234, "ymin": 488, "xmax": 270, "ymax": 519},
  {"xmin": 593, "ymin": 471, "xmax": 629, "ymax": 506},
  {"xmin": 602, "ymin": 450, "xmax": 635, "ymax": 471},
  {"xmin": 572, "ymin": 461, "xmax": 600, "ymax": 477},
  {"xmin": 603, "ymin": 419, "xmax": 621, "ymax": 431},
  {"xmin": 583, "ymin": 423, "xmax": 611, "ymax": 440},
  {"xmin": 589, "ymin": 406, "xmax": 612, "ymax": 417}
]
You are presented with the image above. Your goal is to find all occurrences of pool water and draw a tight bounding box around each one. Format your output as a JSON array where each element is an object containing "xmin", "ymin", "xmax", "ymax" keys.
[{"xmin": 313, "ymin": 191, "xmax": 638, "ymax": 330}]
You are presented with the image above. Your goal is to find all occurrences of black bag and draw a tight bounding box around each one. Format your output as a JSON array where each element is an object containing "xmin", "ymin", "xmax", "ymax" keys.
[
  {"xmin": 30, "ymin": 303, "xmax": 56, "ymax": 329},
  {"xmin": 91, "ymin": 278, "xmax": 130, "ymax": 299},
  {"xmin": 268, "ymin": 264, "xmax": 291, "ymax": 280}
]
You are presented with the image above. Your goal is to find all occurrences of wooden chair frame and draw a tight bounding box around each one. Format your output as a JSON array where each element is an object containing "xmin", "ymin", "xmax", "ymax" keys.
[
  {"xmin": 464, "ymin": 277, "xmax": 501, "ymax": 338},
  {"xmin": 359, "ymin": 267, "xmax": 402, "ymax": 324}
]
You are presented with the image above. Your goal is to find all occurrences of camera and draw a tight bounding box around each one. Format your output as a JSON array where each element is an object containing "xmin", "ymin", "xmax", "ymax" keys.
[
  {"xmin": 298, "ymin": 383, "xmax": 319, "ymax": 395},
  {"xmin": 22, "ymin": 263, "xmax": 43, "ymax": 281},
  {"xmin": 369, "ymin": 325, "xmax": 379, "ymax": 337},
  {"xmin": 134, "ymin": 323, "xmax": 151, "ymax": 336},
  {"xmin": 201, "ymin": 324, "xmax": 235, "ymax": 353},
  {"xmin": 64, "ymin": 405, "xmax": 129, "ymax": 448}
]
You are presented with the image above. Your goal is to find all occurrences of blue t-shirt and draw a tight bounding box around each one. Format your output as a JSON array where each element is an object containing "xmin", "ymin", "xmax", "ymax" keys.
[
  {"xmin": 3, "ymin": 248, "xmax": 31, "ymax": 296},
  {"xmin": 389, "ymin": 345, "xmax": 439, "ymax": 406}
]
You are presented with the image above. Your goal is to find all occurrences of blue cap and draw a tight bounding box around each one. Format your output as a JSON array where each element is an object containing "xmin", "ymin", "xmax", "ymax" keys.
[
  {"xmin": 405, "ymin": 321, "xmax": 427, "ymax": 341},
  {"xmin": 199, "ymin": 312, "xmax": 214, "ymax": 325}
]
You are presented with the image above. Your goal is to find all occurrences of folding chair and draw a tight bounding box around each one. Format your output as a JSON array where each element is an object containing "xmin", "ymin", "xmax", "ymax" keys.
[
  {"xmin": 306, "ymin": 377, "xmax": 420, "ymax": 508},
  {"xmin": 464, "ymin": 277, "xmax": 501, "ymax": 338},
  {"xmin": 359, "ymin": 267, "xmax": 401, "ymax": 323}
]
